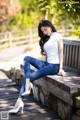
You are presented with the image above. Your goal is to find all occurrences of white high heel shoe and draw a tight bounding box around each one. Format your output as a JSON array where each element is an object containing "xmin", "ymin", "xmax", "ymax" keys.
[
  {"xmin": 22, "ymin": 83, "xmax": 33, "ymax": 96},
  {"xmin": 9, "ymin": 101, "xmax": 24, "ymax": 114}
]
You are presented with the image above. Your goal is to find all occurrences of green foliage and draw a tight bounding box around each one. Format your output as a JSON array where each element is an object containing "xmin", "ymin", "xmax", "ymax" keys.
[
  {"xmin": 58, "ymin": 0, "xmax": 80, "ymax": 18},
  {"xmin": 9, "ymin": 12, "xmax": 39, "ymax": 30},
  {"xmin": 74, "ymin": 29, "xmax": 80, "ymax": 38},
  {"xmin": 35, "ymin": 0, "xmax": 50, "ymax": 12},
  {"xmin": 35, "ymin": 0, "xmax": 80, "ymax": 26},
  {"xmin": 8, "ymin": 0, "xmax": 80, "ymax": 39},
  {"xmin": 8, "ymin": 0, "xmax": 40, "ymax": 31},
  {"xmin": 35, "ymin": 0, "xmax": 58, "ymax": 19},
  {"xmin": 59, "ymin": 1, "xmax": 80, "ymax": 11}
]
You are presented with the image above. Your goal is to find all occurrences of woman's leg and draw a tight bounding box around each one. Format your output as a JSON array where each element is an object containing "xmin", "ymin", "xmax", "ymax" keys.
[
  {"xmin": 18, "ymin": 79, "xmax": 26, "ymax": 98},
  {"xmin": 19, "ymin": 56, "xmax": 49, "ymax": 97},
  {"xmin": 19, "ymin": 56, "xmax": 59, "ymax": 97},
  {"xmin": 30, "ymin": 63, "xmax": 59, "ymax": 82},
  {"xmin": 23, "ymin": 56, "xmax": 48, "ymax": 78}
]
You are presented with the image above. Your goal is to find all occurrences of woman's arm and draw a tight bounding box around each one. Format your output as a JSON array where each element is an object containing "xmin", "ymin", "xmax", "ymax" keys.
[
  {"xmin": 58, "ymin": 39, "xmax": 63, "ymax": 69},
  {"xmin": 44, "ymin": 54, "xmax": 47, "ymax": 62},
  {"xmin": 58, "ymin": 39, "xmax": 66, "ymax": 76}
]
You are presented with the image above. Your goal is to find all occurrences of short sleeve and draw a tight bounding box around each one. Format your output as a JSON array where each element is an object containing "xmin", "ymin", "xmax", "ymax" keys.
[{"xmin": 57, "ymin": 33, "xmax": 62, "ymax": 41}]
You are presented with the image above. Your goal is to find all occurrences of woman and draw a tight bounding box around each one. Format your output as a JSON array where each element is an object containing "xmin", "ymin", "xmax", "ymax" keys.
[{"xmin": 9, "ymin": 19, "xmax": 66, "ymax": 114}]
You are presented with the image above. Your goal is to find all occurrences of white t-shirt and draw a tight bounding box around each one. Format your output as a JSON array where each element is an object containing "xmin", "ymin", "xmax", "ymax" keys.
[{"xmin": 43, "ymin": 32, "xmax": 62, "ymax": 64}]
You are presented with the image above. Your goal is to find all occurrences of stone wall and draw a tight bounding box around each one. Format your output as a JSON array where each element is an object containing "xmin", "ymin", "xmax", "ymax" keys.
[{"xmin": 33, "ymin": 82, "xmax": 80, "ymax": 120}]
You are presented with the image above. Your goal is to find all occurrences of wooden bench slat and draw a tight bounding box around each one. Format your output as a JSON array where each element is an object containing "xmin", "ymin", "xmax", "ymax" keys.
[
  {"xmin": 68, "ymin": 45, "xmax": 72, "ymax": 67},
  {"xmin": 78, "ymin": 47, "xmax": 80, "ymax": 71},
  {"xmin": 63, "ymin": 40, "xmax": 80, "ymax": 71},
  {"xmin": 66, "ymin": 44, "xmax": 69, "ymax": 66}
]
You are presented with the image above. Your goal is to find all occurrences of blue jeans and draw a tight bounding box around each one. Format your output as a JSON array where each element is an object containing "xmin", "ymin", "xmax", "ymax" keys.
[{"xmin": 18, "ymin": 56, "xmax": 60, "ymax": 98}]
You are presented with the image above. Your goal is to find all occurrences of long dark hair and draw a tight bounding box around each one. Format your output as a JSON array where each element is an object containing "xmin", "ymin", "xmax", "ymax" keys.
[{"xmin": 38, "ymin": 20, "xmax": 57, "ymax": 55}]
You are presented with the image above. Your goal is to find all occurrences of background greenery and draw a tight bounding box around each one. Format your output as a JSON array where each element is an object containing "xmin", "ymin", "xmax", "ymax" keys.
[{"xmin": 1, "ymin": 0, "xmax": 80, "ymax": 38}]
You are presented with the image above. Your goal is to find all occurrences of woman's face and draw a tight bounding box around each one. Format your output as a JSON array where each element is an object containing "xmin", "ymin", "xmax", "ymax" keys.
[{"xmin": 41, "ymin": 26, "xmax": 52, "ymax": 36}]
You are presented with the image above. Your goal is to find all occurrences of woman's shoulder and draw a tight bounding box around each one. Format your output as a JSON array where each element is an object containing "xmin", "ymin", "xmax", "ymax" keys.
[
  {"xmin": 51, "ymin": 32, "xmax": 61, "ymax": 35},
  {"xmin": 51, "ymin": 32, "xmax": 62, "ymax": 39}
]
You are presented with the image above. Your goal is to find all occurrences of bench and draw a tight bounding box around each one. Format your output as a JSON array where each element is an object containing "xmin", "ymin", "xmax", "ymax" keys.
[{"xmin": 20, "ymin": 40, "xmax": 80, "ymax": 120}]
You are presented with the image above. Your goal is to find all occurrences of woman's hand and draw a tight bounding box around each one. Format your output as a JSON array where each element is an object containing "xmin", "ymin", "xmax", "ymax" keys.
[{"xmin": 57, "ymin": 68, "xmax": 67, "ymax": 76}]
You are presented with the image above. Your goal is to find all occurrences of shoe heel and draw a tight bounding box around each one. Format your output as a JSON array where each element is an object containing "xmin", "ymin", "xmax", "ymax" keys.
[
  {"xmin": 21, "ymin": 102, "xmax": 24, "ymax": 114},
  {"xmin": 21, "ymin": 106, "xmax": 23, "ymax": 114},
  {"xmin": 9, "ymin": 101, "xmax": 24, "ymax": 114}
]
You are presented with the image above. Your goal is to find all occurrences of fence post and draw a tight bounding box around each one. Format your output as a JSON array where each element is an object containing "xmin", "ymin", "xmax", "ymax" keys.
[
  {"xmin": 29, "ymin": 29, "xmax": 33, "ymax": 44},
  {"xmin": 8, "ymin": 31, "xmax": 13, "ymax": 48},
  {"xmin": 3, "ymin": 32, "xmax": 8, "ymax": 48},
  {"xmin": 28, "ymin": 29, "xmax": 33, "ymax": 48}
]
